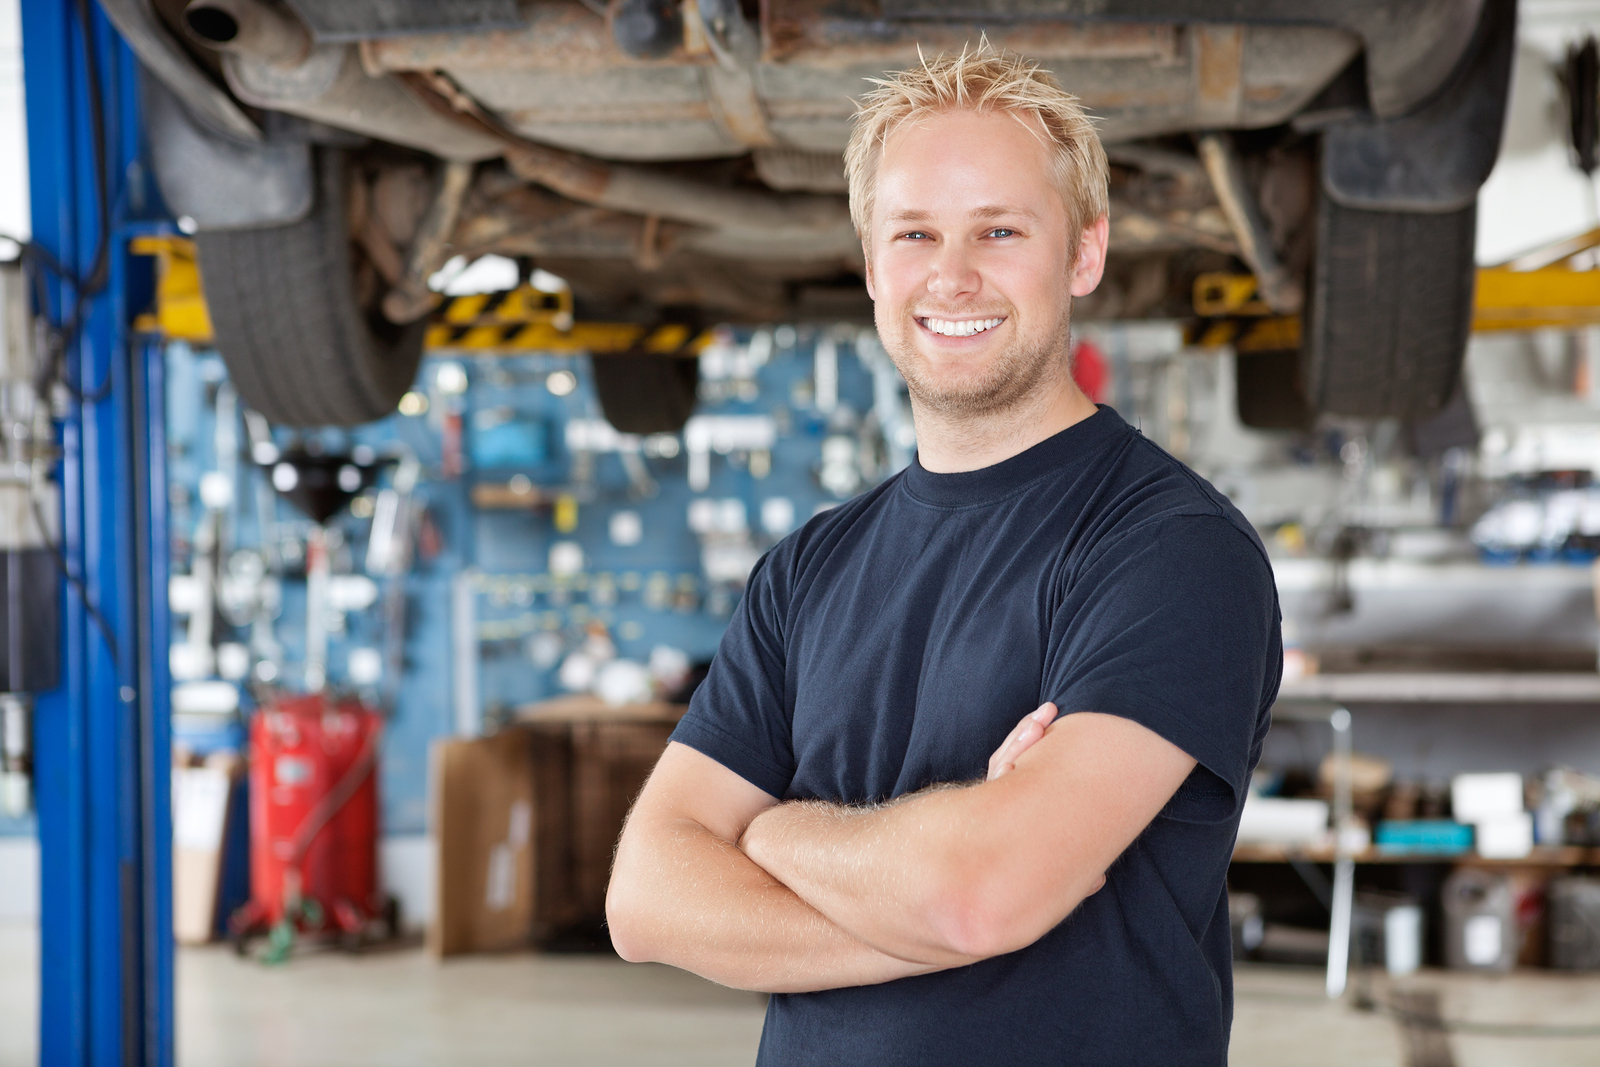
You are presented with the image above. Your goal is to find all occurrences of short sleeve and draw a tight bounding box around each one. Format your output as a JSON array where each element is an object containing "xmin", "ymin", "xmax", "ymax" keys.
[
  {"xmin": 669, "ymin": 547, "xmax": 796, "ymax": 799},
  {"xmin": 1044, "ymin": 514, "xmax": 1280, "ymax": 821}
]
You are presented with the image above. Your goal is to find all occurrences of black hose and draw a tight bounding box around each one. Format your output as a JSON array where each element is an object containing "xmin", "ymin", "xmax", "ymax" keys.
[{"xmin": 287, "ymin": 716, "xmax": 382, "ymax": 864}]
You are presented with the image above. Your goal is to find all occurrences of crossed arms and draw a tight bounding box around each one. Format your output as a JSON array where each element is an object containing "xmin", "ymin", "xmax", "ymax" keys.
[{"xmin": 605, "ymin": 704, "xmax": 1197, "ymax": 994}]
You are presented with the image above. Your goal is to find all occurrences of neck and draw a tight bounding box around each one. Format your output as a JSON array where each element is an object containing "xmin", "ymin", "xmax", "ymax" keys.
[{"xmin": 911, "ymin": 370, "xmax": 1098, "ymax": 474}]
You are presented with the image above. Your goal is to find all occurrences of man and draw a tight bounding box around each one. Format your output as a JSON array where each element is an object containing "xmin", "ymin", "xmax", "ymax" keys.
[{"xmin": 607, "ymin": 45, "xmax": 1281, "ymax": 1067}]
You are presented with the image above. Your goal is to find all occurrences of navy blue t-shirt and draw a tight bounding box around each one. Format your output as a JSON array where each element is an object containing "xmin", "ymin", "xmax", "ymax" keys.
[{"xmin": 670, "ymin": 406, "xmax": 1282, "ymax": 1066}]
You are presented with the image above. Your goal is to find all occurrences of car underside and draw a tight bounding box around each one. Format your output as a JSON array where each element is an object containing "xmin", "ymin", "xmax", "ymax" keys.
[{"xmin": 115, "ymin": 0, "xmax": 1515, "ymax": 430}]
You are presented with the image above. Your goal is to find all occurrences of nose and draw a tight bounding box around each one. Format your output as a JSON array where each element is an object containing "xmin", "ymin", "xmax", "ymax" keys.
[{"xmin": 925, "ymin": 238, "xmax": 981, "ymax": 303}]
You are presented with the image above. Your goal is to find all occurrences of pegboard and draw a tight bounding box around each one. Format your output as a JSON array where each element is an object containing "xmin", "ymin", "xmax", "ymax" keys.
[{"xmin": 161, "ymin": 326, "xmax": 904, "ymax": 834}]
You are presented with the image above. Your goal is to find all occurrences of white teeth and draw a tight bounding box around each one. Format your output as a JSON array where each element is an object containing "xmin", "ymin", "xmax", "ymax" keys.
[{"xmin": 921, "ymin": 317, "xmax": 1004, "ymax": 337}]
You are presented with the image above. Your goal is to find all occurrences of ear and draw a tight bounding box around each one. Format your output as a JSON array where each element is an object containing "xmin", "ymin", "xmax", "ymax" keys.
[
  {"xmin": 1068, "ymin": 215, "xmax": 1110, "ymax": 298},
  {"xmin": 861, "ymin": 240, "xmax": 876, "ymax": 301}
]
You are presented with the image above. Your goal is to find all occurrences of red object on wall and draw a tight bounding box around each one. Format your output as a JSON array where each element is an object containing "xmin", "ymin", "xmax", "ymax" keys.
[
  {"xmin": 240, "ymin": 694, "xmax": 383, "ymax": 935},
  {"xmin": 1072, "ymin": 338, "xmax": 1110, "ymax": 404}
]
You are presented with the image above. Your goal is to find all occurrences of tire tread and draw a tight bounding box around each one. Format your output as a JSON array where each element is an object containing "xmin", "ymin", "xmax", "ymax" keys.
[
  {"xmin": 196, "ymin": 150, "xmax": 425, "ymax": 427},
  {"xmin": 1305, "ymin": 197, "xmax": 1476, "ymax": 420}
]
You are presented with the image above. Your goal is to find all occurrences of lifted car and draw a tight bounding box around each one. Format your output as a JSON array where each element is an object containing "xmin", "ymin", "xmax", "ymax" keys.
[{"xmin": 113, "ymin": 0, "xmax": 1514, "ymax": 431}]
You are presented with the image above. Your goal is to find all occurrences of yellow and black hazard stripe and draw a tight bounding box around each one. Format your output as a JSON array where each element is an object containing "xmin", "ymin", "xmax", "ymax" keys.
[
  {"xmin": 434, "ymin": 285, "xmax": 569, "ymax": 326},
  {"xmin": 424, "ymin": 286, "xmax": 711, "ymax": 354},
  {"xmin": 130, "ymin": 239, "xmax": 714, "ymax": 356},
  {"xmin": 1183, "ymin": 316, "xmax": 1303, "ymax": 353},
  {"xmin": 423, "ymin": 317, "xmax": 709, "ymax": 356}
]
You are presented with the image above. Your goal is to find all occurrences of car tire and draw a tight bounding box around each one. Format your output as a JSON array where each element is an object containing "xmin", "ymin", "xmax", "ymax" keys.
[
  {"xmin": 196, "ymin": 149, "xmax": 427, "ymax": 427},
  {"xmin": 1236, "ymin": 349, "xmax": 1314, "ymax": 431},
  {"xmin": 1302, "ymin": 195, "xmax": 1477, "ymax": 421},
  {"xmin": 590, "ymin": 355, "xmax": 700, "ymax": 435}
]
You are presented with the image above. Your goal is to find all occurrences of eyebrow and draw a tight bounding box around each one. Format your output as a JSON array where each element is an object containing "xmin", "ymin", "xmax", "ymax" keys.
[
  {"xmin": 971, "ymin": 204, "xmax": 1040, "ymax": 221},
  {"xmin": 883, "ymin": 205, "xmax": 1041, "ymax": 225}
]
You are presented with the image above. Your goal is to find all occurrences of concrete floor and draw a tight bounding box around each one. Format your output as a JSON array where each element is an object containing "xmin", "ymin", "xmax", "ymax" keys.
[{"xmin": 3, "ymin": 922, "xmax": 1600, "ymax": 1065}]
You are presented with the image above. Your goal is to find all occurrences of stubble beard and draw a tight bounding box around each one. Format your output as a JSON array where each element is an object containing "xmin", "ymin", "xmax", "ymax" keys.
[{"xmin": 882, "ymin": 297, "xmax": 1075, "ymax": 419}]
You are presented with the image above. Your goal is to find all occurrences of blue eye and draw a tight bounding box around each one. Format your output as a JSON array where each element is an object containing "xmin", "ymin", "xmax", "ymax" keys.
[
  {"xmin": 989, "ymin": 228, "xmax": 1017, "ymax": 238},
  {"xmin": 902, "ymin": 231, "xmax": 930, "ymax": 240}
]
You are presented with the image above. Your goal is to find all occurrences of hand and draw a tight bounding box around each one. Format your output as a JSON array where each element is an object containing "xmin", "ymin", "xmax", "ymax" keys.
[
  {"xmin": 986, "ymin": 703, "xmax": 1108, "ymax": 897},
  {"xmin": 986, "ymin": 702, "xmax": 1059, "ymax": 781}
]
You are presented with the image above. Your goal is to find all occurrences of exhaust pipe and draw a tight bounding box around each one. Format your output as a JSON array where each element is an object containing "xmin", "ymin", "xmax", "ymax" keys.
[{"xmin": 183, "ymin": 0, "xmax": 310, "ymax": 67}]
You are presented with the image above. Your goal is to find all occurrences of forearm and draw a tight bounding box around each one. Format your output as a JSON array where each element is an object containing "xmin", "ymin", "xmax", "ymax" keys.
[
  {"xmin": 607, "ymin": 811, "xmax": 946, "ymax": 993},
  {"xmin": 741, "ymin": 716, "xmax": 1190, "ymax": 963},
  {"xmin": 739, "ymin": 788, "xmax": 990, "ymax": 964}
]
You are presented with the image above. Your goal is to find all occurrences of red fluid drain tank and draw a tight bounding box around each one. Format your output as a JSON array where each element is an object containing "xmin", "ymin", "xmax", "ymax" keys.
[{"xmin": 244, "ymin": 693, "xmax": 382, "ymax": 933}]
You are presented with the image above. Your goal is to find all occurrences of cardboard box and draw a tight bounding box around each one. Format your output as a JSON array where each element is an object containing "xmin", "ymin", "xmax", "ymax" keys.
[
  {"xmin": 429, "ymin": 697, "xmax": 684, "ymax": 956},
  {"xmin": 172, "ymin": 754, "xmax": 244, "ymax": 944}
]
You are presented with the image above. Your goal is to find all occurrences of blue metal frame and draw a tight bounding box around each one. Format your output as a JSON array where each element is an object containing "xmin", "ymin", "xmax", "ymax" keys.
[{"xmin": 21, "ymin": 1, "xmax": 173, "ymax": 1063}]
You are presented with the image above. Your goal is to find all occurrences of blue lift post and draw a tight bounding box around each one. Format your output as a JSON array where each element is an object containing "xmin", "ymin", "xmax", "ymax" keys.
[{"xmin": 21, "ymin": 1, "xmax": 174, "ymax": 1063}]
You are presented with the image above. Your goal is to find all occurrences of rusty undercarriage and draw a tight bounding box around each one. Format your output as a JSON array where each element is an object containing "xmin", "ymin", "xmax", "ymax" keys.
[{"xmin": 122, "ymin": 0, "xmax": 1512, "ymax": 427}]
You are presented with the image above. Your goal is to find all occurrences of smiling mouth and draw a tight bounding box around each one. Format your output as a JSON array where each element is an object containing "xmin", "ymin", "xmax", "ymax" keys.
[{"xmin": 917, "ymin": 316, "xmax": 1006, "ymax": 338}]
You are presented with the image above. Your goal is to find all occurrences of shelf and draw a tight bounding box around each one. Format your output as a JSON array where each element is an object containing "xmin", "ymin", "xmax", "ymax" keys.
[
  {"xmin": 514, "ymin": 694, "xmax": 687, "ymax": 725},
  {"xmin": 1232, "ymin": 844, "xmax": 1600, "ymax": 866},
  {"xmin": 1277, "ymin": 672, "xmax": 1600, "ymax": 704}
]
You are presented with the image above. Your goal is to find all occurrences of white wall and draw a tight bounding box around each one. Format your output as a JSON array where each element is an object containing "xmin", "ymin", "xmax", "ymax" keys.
[
  {"xmin": 0, "ymin": 0, "xmax": 26, "ymax": 246},
  {"xmin": 0, "ymin": 836, "xmax": 37, "ymax": 920},
  {"xmin": 381, "ymin": 834, "xmax": 436, "ymax": 931},
  {"xmin": 1477, "ymin": 0, "xmax": 1600, "ymax": 263}
]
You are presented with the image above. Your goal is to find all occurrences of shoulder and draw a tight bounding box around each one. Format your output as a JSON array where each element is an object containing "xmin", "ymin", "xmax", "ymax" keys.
[
  {"xmin": 1067, "ymin": 440, "xmax": 1274, "ymax": 600},
  {"xmin": 736, "ymin": 472, "xmax": 908, "ymax": 630},
  {"xmin": 762, "ymin": 471, "xmax": 908, "ymax": 579},
  {"xmin": 1097, "ymin": 434, "xmax": 1269, "ymax": 564}
]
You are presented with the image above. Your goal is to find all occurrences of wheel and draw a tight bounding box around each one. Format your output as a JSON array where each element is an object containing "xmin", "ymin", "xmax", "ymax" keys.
[
  {"xmin": 1236, "ymin": 349, "xmax": 1314, "ymax": 431},
  {"xmin": 196, "ymin": 149, "xmax": 427, "ymax": 426},
  {"xmin": 227, "ymin": 900, "xmax": 267, "ymax": 956},
  {"xmin": 1302, "ymin": 194, "xmax": 1477, "ymax": 421},
  {"xmin": 382, "ymin": 894, "xmax": 402, "ymax": 940},
  {"xmin": 591, "ymin": 355, "xmax": 700, "ymax": 435}
]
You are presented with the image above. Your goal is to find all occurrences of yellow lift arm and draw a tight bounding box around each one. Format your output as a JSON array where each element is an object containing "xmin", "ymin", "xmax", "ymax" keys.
[
  {"xmin": 130, "ymin": 234, "xmax": 711, "ymax": 355},
  {"xmin": 1188, "ymin": 227, "xmax": 1600, "ymax": 344}
]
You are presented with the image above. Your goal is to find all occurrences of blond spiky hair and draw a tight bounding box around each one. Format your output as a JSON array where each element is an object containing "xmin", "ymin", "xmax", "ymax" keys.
[{"xmin": 844, "ymin": 42, "xmax": 1109, "ymax": 253}]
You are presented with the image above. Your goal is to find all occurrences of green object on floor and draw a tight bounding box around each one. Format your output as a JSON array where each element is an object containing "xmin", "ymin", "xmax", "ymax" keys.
[{"xmin": 260, "ymin": 897, "xmax": 325, "ymax": 965}]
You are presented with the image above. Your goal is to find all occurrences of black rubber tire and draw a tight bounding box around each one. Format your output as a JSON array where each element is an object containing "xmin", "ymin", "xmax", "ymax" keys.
[
  {"xmin": 1302, "ymin": 194, "xmax": 1477, "ymax": 421},
  {"xmin": 196, "ymin": 149, "xmax": 426, "ymax": 427},
  {"xmin": 383, "ymin": 894, "xmax": 402, "ymax": 940},
  {"xmin": 591, "ymin": 355, "xmax": 700, "ymax": 434},
  {"xmin": 1236, "ymin": 349, "xmax": 1314, "ymax": 431}
]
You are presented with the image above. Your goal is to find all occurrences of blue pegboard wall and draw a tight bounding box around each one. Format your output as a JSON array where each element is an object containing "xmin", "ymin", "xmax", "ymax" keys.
[{"xmin": 161, "ymin": 327, "xmax": 903, "ymax": 835}]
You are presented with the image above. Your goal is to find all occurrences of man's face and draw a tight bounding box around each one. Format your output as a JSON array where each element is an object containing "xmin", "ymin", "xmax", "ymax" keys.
[{"xmin": 863, "ymin": 108, "xmax": 1104, "ymax": 418}]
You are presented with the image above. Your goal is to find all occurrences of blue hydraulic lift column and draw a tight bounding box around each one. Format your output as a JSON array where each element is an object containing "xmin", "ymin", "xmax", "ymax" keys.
[{"xmin": 20, "ymin": 1, "xmax": 174, "ymax": 1064}]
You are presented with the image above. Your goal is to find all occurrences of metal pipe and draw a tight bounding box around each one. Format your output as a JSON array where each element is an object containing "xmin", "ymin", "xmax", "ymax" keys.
[
  {"xmin": 382, "ymin": 161, "xmax": 477, "ymax": 324},
  {"xmin": 225, "ymin": 48, "xmax": 505, "ymax": 163},
  {"xmin": 503, "ymin": 141, "xmax": 853, "ymax": 237},
  {"xmin": 183, "ymin": 0, "xmax": 311, "ymax": 68},
  {"xmin": 1326, "ymin": 705, "xmax": 1355, "ymax": 999},
  {"xmin": 304, "ymin": 525, "xmax": 329, "ymax": 693},
  {"xmin": 452, "ymin": 569, "xmax": 482, "ymax": 737},
  {"xmin": 1196, "ymin": 132, "xmax": 1304, "ymax": 315}
]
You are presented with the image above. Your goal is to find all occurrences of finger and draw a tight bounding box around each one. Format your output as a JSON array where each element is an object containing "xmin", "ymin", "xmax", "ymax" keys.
[
  {"xmin": 987, "ymin": 703, "xmax": 1058, "ymax": 779},
  {"xmin": 988, "ymin": 717, "xmax": 1040, "ymax": 779},
  {"xmin": 987, "ymin": 706, "xmax": 1053, "ymax": 780},
  {"xmin": 1004, "ymin": 704, "xmax": 1056, "ymax": 758},
  {"xmin": 988, "ymin": 704, "xmax": 1053, "ymax": 772}
]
